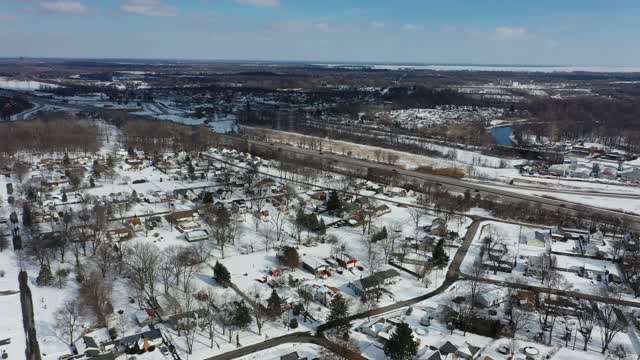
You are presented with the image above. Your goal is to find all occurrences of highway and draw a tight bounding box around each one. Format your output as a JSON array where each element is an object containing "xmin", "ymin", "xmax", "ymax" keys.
[
  {"xmin": 240, "ymin": 136, "xmax": 640, "ymax": 231},
  {"xmin": 7, "ymin": 88, "xmax": 639, "ymax": 226}
]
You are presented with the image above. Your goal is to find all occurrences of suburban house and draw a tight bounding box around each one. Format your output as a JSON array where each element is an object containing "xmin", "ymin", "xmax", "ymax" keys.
[
  {"xmin": 107, "ymin": 228, "xmax": 132, "ymax": 241},
  {"xmin": 125, "ymin": 158, "xmax": 144, "ymax": 167},
  {"xmin": 279, "ymin": 352, "xmax": 307, "ymax": 360},
  {"xmin": 356, "ymin": 317, "xmax": 394, "ymax": 339},
  {"xmin": 619, "ymin": 167, "xmax": 640, "ymax": 181},
  {"xmin": 301, "ymin": 284, "xmax": 340, "ymax": 306},
  {"xmin": 74, "ymin": 327, "xmax": 111, "ymax": 357},
  {"xmin": 308, "ymin": 191, "xmax": 327, "ymax": 201},
  {"xmin": 477, "ymin": 289, "xmax": 508, "ymax": 308},
  {"xmin": 373, "ymin": 204, "xmax": 392, "ymax": 217},
  {"xmin": 134, "ymin": 308, "xmax": 160, "ymax": 327},
  {"xmin": 348, "ymin": 269, "xmax": 401, "ymax": 297},
  {"xmin": 231, "ymin": 199, "xmax": 248, "ymax": 214},
  {"xmin": 107, "ymin": 328, "xmax": 164, "ymax": 353},
  {"xmin": 301, "ymin": 255, "xmax": 329, "ymax": 275},
  {"xmin": 587, "ymin": 229, "xmax": 605, "ymax": 246},
  {"xmin": 173, "ymin": 188, "xmax": 198, "ymax": 201},
  {"xmin": 127, "ymin": 217, "xmax": 144, "ymax": 232},
  {"xmin": 185, "ymin": 229, "xmax": 209, "ymax": 242},
  {"xmin": 336, "ymin": 254, "xmax": 359, "ymax": 269},
  {"xmin": 387, "ymin": 186, "xmax": 407, "ymax": 197},
  {"xmin": 171, "ymin": 210, "xmax": 199, "ymax": 223},
  {"xmin": 417, "ymin": 340, "xmax": 481, "ymax": 360},
  {"xmin": 430, "ymin": 218, "xmax": 448, "ymax": 236}
]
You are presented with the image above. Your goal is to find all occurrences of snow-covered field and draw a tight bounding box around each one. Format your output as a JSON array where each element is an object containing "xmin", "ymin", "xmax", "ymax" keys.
[{"xmin": 0, "ymin": 77, "xmax": 60, "ymax": 91}]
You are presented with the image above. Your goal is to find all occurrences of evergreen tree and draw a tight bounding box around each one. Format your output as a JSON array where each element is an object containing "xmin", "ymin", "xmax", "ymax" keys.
[
  {"xmin": 266, "ymin": 289, "xmax": 282, "ymax": 317},
  {"xmin": 213, "ymin": 261, "xmax": 231, "ymax": 286},
  {"xmin": 432, "ymin": 238, "xmax": 450, "ymax": 268},
  {"xmin": 22, "ymin": 202, "xmax": 32, "ymax": 227},
  {"xmin": 61, "ymin": 191, "xmax": 68, "ymax": 203},
  {"xmin": 326, "ymin": 191, "xmax": 341, "ymax": 212},
  {"xmin": 281, "ymin": 246, "xmax": 300, "ymax": 268},
  {"xmin": 36, "ymin": 264, "xmax": 54, "ymax": 286},
  {"xmin": 106, "ymin": 154, "xmax": 115, "ymax": 169},
  {"xmin": 327, "ymin": 293, "xmax": 350, "ymax": 336},
  {"xmin": 318, "ymin": 218, "xmax": 327, "ymax": 237},
  {"xmin": 384, "ymin": 322, "xmax": 420, "ymax": 360},
  {"xmin": 232, "ymin": 301, "xmax": 252, "ymax": 329},
  {"xmin": 188, "ymin": 162, "xmax": 195, "ymax": 179},
  {"xmin": 63, "ymin": 153, "xmax": 70, "ymax": 166},
  {"xmin": 203, "ymin": 192, "xmax": 214, "ymax": 204}
]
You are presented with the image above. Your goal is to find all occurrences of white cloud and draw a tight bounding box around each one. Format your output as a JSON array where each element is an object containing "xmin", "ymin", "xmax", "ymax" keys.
[
  {"xmin": 121, "ymin": 0, "xmax": 177, "ymax": 17},
  {"xmin": 402, "ymin": 24, "xmax": 418, "ymax": 31},
  {"xmin": 235, "ymin": 0, "xmax": 279, "ymax": 7},
  {"xmin": 38, "ymin": 1, "xmax": 90, "ymax": 14},
  {"xmin": 369, "ymin": 21, "xmax": 384, "ymax": 29},
  {"xmin": 493, "ymin": 26, "xmax": 528, "ymax": 40}
]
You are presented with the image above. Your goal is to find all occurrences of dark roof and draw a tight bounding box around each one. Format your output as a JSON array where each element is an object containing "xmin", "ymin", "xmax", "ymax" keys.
[
  {"xmin": 357, "ymin": 269, "xmax": 401, "ymax": 290},
  {"xmin": 109, "ymin": 328, "xmax": 162, "ymax": 347},
  {"xmin": 613, "ymin": 307, "xmax": 629, "ymax": 327},
  {"xmin": 281, "ymin": 352, "xmax": 303, "ymax": 360},
  {"xmin": 439, "ymin": 341, "xmax": 458, "ymax": 355},
  {"xmin": 424, "ymin": 351, "xmax": 442, "ymax": 360},
  {"xmin": 83, "ymin": 336, "xmax": 99, "ymax": 349},
  {"xmin": 90, "ymin": 353, "xmax": 116, "ymax": 360}
]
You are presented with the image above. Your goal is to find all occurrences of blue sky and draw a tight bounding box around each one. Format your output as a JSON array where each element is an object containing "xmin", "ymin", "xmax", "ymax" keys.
[{"xmin": 1, "ymin": 0, "xmax": 639, "ymax": 65}]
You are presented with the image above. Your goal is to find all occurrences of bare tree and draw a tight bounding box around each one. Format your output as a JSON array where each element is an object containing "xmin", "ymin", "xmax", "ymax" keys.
[
  {"xmin": 80, "ymin": 271, "xmax": 114, "ymax": 326},
  {"xmin": 468, "ymin": 259, "xmax": 485, "ymax": 309},
  {"xmin": 483, "ymin": 229, "xmax": 510, "ymax": 275},
  {"xmin": 203, "ymin": 207, "xmax": 235, "ymax": 258},
  {"xmin": 93, "ymin": 243, "xmax": 116, "ymax": 279},
  {"xmin": 55, "ymin": 300, "xmax": 82, "ymax": 347},
  {"xmin": 198, "ymin": 289, "xmax": 220, "ymax": 349},
  {"xmin": 379, "ymin": 222, "xmax": 402, "ymax": 263},
  {"xmin": 408, "ymin": 207, "xmax": 425, "ymax": 249},
  {"xmin": 597, "ymin": 291, "xmax": 627, "ymax": 354},
  {"xmin": 160, "ymin": 247, "xmax": 180, "ymax": 294},
  {"xmin": 124, "ymin": 242, "xmax": 161, "ymax": 304},
  {"xmin": 250, "ymin": 183, "xmax": 268, "ymax": 232},
  {"xmin": 269, "ymin": 209, "xmax": 287, "ymax": 250},
  {"xmin": 176, "ymin": 246, "xmax": 203, "ymax": 294},
  {"xmin": 175, "ymin": 280, "xmax": 198, "ymax": 355},
  {"xmin": 577, "ymin": 301, "xmax": 595, "ymax": 351},
  {"xmin": 527, "ymin": 254, "xmax": 557, "ymax": 285},
  {"xmin": 537, "ymin": 272, "xmax": 569, "ymax": 345}
]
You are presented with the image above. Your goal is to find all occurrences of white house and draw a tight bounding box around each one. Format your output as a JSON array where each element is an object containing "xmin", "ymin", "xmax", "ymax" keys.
[
  {"xmin": 477, "ymin": 288, "xmax": 508, "ymax": 308},
  {"xmin": 185, "ymin": 229, "xmax": 209, "ymax": 242}
]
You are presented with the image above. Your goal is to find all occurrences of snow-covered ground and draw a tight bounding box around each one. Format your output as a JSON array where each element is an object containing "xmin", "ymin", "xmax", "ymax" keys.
[
  {"xmin": 236, "ymin": 343, "xmax": 323, "ymax": 359},
  {"xmin": 460, "ymin": 220, "xmax": 638, "ymax": 304},
  {"xmin": 0, "ymin": 77, "xmax": 60, "ymax": 91}
]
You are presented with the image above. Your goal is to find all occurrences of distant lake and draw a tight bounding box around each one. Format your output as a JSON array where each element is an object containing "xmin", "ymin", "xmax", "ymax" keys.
[{"xmin": 490, "ymin": 126, "xmax": 514, "ymax": 147}]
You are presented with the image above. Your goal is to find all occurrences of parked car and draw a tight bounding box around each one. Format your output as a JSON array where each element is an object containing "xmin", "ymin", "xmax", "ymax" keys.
[
  {"xmin": 405, "ymin": 307, "xmax": 413, "ymax": 316},
  {"xmin": 159, "ymin": 346, "xmax": 170, "ymax": 356}
]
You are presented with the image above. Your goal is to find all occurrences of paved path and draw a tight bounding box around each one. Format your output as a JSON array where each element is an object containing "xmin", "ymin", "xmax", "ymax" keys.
[
  {"xmin": 459, "ymin": 273, "xmax": 640, "ymax": 308},
  {"xmin": 203, "ymin": 332, "xmax": 366, "ymax": 360}
]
